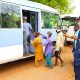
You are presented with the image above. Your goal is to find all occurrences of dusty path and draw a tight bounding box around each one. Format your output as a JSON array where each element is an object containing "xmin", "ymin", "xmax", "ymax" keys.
[{"xmin": 0, "ymin": 46, "xmax": 75, "ymax": 80}]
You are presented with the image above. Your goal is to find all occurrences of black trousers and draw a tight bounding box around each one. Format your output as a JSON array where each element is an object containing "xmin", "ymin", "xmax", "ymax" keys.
[{"xmin": 55, "ymin": 51, "xmax": 60, "ymax": 58}]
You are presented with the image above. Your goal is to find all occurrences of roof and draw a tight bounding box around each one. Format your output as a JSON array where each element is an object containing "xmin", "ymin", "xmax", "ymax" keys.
[
  {"xmin": 62, "ymin": 17, "xmax": 77, "ymax": 20},
  {"xmin": 1, "ymin": 0, "xmax": 59, "ymax": 14},
  {"xmin": 61, "ymin": 14, "xmax": 79, "ymax": 18}
]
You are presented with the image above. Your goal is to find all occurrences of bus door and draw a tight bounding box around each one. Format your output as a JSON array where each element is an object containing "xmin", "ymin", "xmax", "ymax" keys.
[
  {"xmin": 22, "ymin": 8, "xmax": 38, "ymax": 56},
  {"xmin": 30, "ymin": 12, "xmax": 38, "ymax": 32}
]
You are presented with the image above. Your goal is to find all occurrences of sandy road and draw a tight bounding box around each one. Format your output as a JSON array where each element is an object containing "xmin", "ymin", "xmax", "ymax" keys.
[{"xmin": 0, "ymin": 46, "xmax": 75, "ymax": 80}]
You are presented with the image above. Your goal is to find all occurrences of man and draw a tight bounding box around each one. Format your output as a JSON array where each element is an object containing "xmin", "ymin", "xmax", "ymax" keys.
[
  {"xmin": 65, "ymin": 21, "xmax": 80, "ymax": 80},
  {"xmin": 54, "ymin": 27, "xmax": 64, "ymax": 66},
  {"xmin": 23, "ymin": 16, "xmax": 34, "ymax": 55}
]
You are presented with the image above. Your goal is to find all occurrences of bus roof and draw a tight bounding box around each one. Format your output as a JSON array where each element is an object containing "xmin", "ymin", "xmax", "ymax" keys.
[
  {"xmin": 1, "ymin": 0, "xmax": 59, "ymax": 14},
  {"xmin": 61, "ymin": 17, "xmax": 77, "ymax": 20},
  {"xmin": 61, "ymin": 14, "xmax": 79, "ymax": 18}
]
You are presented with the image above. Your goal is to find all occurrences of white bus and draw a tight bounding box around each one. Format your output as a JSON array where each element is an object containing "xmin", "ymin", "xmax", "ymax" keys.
[{"xmin": 0, "ymin": 0, "xmax": 61, "ymax": 64}]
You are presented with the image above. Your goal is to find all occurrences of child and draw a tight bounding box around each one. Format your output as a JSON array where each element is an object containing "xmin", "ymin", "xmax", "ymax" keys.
[
  {"xmin": 41, "ymin": 31, "xmax": 53, "ymax": 68},
  {"xmin": 54, "ymin": 27, "xmax": 64, "ymax": 66},
  {"xmin": 31, "ymin": 32, "xmax": 44, "ymax": 66}
]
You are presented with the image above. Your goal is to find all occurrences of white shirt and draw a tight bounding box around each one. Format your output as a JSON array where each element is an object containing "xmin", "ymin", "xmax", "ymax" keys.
[
  {"xmin": 23, "ymin": 22, "xmax": 32, "ymax": 36},
  {"xmin": 56, "ymin": 32, "xmax": 65, "ymax": 51}
]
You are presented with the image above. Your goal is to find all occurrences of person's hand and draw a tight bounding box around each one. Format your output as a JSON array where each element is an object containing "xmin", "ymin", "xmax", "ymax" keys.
[
  {"xmin": 63, "ymin": 33, "xmax": 66, "ymax": 36},
  {"xmin": 32, "ymin": 32, "xmax": 36, "ymax": 36},
  {"xmin": 33, "ymin": 32, "xmax": 35, "ymax": 35},
  {"xmin": 27, "ymin": 42, "xmax": 29, "ymax": 46},
  {"xmin": 38, "ymin": 32, "xmax": 41, "ymax": 35},
  {"xmin": 30, "ymin": 40, "xmax": 32, "ymax": 43},
  {"xmin": 63, "ymin": 33, "xmax": 68, "ymax": 37}
]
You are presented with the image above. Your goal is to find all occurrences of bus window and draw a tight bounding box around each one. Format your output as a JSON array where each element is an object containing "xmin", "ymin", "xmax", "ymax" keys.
[
  {"xmin": 41, "ymin": 11, "xmax": 61, "ymax": 29},
  {"xmin": 0, "ymin": 2, "xmax": 21, "ymax": 28}
]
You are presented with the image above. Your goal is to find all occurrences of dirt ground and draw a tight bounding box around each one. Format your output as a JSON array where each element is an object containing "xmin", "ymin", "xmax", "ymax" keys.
[{"xmin": 0, "ymin": 46, "xmax": 75, "ymax": 80}]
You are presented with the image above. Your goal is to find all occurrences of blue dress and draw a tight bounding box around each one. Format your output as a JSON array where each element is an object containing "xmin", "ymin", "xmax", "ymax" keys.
[{"xmin": 74, "ymin": 30, "xmax": 80, "ymax": 80}]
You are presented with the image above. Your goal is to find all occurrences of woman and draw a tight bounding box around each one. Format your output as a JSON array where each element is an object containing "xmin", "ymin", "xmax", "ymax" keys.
[
  {"xmin": 31, "ymin": 32, "xmax": 44, "ymax": 66},
  {"xmin": 40, "ymin": 31, "xmax": 53, "ymax": 68}
]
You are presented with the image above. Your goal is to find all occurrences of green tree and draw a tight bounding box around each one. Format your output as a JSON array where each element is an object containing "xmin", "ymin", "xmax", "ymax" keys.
[{"xmin": 29, "ymin": 0, "xmax": 73, "ymax": 14}]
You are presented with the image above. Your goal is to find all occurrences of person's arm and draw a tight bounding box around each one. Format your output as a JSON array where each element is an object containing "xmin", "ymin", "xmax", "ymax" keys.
[
  {"xmin": 64, "ymin": 34, "xmax": 78, "ymax": 40},
  {"xmin": 43, "ymin": 38, "xmax": 52, "ymax": 46},
  {"xmin": 31, "ymin": 29, "xmax": 34, "ymax": 34},
  {"xmin": 31, "ymin": 40, "xmax": 35, "ymax": 47},
  {"xmin": 31, "ymin": 38, "xmax": 37, "ymax": 47},
  {"xmin": 39, "ymin": 33, "xmax": 47, "ymax": 39},
  {"xmin": 29, "ymin": 23, "xmax": 34, "ymax": 34}
]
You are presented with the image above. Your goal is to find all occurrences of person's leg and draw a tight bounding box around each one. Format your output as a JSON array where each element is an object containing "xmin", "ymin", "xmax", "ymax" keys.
[
  {"xmin": 35, "ymin": 58, "xmax": 39, "ymax": 67},
  {"xmin": 54, "ymin": 57, "xmax": 58, "ymax": 66},
  {"xmin": 57, "ymin": 52, "xmax": 63, "ymax": 66},
  {"xmin": 54, "ymin": 51, "xmax": 58, "ymax": 66},
  {"xmin": 27, "ymin": 35, "xmax": 30, "ymax": 52},
  {"xmin": 47, "ymin": 53, "xmax": 53, "ymax": 68},
  {"xmin": 38, "ymin": 59, "xmax": 45, "ymax": 66},
  {"xmin": 74, "ymin": 65, "xmax": 80, "ymax": 80},
  {"xmin": 58, "ymin": 53, "xmax": 63, "ymax": 63},
  {"xmin": 45, "ymin": 56, "xmax": 49, "ymax": 67},
  {"xmin": 23, "ymin": 32, "xmax": 29, "ymax": 55},
  {"xmin": 27, "ymin": 35, "xmax": 30, "ymax": 45},
  {"xmin": 28, "ymin": 35, "xmax": 34, "ymax": 53},
  {"xmin": 74, "ymin": 53, "xmax": 80, "ymax": 80},
  {"xmin": 59, "ymin": 57, "xmax": 63, "ymax": 64}
]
